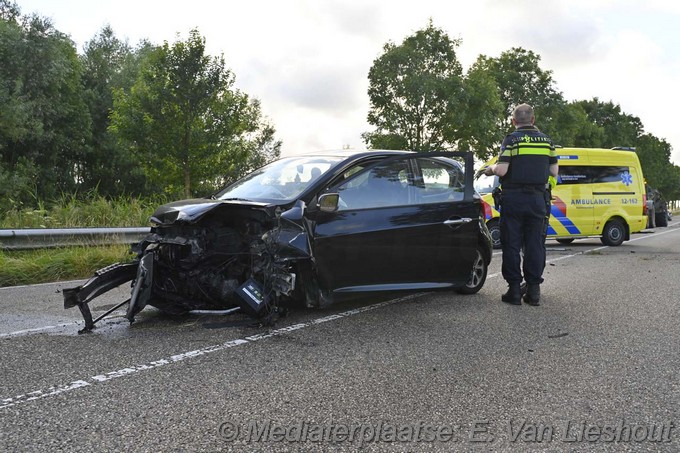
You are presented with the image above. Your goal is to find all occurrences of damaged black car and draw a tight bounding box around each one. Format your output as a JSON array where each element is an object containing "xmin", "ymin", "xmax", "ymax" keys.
[{"xmin": 64, "ymin": 151, "xmax": 493, "ymax": 332}]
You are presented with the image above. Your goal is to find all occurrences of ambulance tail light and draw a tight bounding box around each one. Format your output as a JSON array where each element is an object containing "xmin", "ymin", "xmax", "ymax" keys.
[{"xmin": 642, "ymin": 193, "xmax": 648, "ymax": 215}]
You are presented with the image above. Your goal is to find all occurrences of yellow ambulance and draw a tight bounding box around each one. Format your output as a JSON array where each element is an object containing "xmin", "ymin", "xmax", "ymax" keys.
[{"xmin": 474, "ymin": 147, "xmax": 648, "ymax": 247}]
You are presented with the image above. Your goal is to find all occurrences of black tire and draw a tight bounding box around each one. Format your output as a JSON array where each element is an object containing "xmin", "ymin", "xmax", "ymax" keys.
[
  {"xmin": 487, "ymin": 219, "xmax": 501, "ymax": 249},
  {"xmin": 456, "ymin": 247, "xmax": 488, "ymax": 294},
  {"xmin": 655, "ymin": 211, "xmax": 668, "ymax": 227},
  {"xmin": 600, "ymin": 219, "xmax": 626, "ymax": 246},
  {"xmin": 556, "ymin": 238, "xmax": 574, "ymax": 244}
]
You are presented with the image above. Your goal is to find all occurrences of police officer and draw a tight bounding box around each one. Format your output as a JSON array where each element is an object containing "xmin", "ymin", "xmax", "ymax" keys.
[{"xmin": 484, "ymin": 104, "xmax": 558, "ymax": 305}]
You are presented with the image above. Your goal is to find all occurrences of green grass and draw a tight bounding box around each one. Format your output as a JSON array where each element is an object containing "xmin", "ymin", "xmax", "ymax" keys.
[
  {"xmin": 0, "ymin": 194, "xmax": 161, "ymax": 287},
  {"xmin": 0, "ymin": 244, "xmax": 136, "ymax": 287},
  {"xmin": 0, "ymin": 193, "xmax": 167, "ymax": 229}
]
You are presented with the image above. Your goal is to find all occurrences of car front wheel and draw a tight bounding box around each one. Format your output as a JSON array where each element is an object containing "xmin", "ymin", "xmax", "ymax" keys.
[{"xmin": 456, "ymin": 247, "xmax": 488, "ymax": 294}]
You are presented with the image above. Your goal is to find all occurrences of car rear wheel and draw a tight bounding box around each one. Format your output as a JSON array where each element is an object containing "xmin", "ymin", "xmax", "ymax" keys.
[
  {"xmin": 456, "ymin": 247, "xmax": 488, "ymax": 294},
  {"xmin": 556, "ymin": 238, "xmax": 574, "ymax": 244},
  {"xmin": 487, "ymin": 219, "xmax": 501, "ymax": 249},
  {"xmin": 600, "ymin": 219, "xmax": 626, "ymax": 246}
]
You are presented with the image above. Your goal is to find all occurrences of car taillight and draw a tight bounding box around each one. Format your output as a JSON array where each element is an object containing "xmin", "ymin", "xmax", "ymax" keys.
[
  {"xmin": 481, "ymin": 200, "xmax": 492, "ymax": 220},
  {"xmin": 642, "ymin": 194, "xmax": 648, "ymax": 215}
]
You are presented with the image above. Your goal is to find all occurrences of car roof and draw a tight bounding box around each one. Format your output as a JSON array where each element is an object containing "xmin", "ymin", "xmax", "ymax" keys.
[{"xmin": 287, "ymin": 149, "xmax": 415, "ymax": 159}]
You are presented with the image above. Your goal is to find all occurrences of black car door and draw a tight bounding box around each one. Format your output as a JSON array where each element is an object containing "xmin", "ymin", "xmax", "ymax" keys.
[{"xmin": 311, "ymin": 153, "xmax": 478, "ymax": 293}]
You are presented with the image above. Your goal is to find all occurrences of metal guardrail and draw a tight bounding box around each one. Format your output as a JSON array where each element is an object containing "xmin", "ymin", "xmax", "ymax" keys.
[{"xmin": 0, "ymin": 227, "xmax": 151, "ymax": 250}]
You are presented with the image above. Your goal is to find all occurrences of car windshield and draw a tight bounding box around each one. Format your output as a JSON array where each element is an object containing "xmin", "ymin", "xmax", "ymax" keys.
[
  {"xmin": 216, "ymin": 156, "xmax": 343, "ymax": 201},
  {"xmin": 474, "ymin": 173, "xmax": 499, "ymax": 194}
]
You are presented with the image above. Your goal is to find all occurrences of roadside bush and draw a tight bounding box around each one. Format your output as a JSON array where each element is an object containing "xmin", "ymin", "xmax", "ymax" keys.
[
  {"xmin": 0, "ymin": 190, "xmax": 169, "ymax": 228},
  {"xmin": 0, "ymin": 158, "xmax": 38, "ymax": 214}
]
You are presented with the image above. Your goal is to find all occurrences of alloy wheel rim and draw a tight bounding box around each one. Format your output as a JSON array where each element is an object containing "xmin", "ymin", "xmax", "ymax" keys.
[{"xmin": 467, "ymin": 251, "xmax": 485, "ymax": 287}]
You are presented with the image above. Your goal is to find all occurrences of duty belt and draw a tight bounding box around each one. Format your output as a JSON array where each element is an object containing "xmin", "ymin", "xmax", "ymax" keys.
[{"xmin": 502, "ymin": 184, "xmax": 546, "ymax": 193}]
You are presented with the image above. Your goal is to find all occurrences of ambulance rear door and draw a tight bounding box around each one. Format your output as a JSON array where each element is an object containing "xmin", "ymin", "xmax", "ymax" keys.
[{"xmin": 587, "ymin": 150, "xmax": 642, "ymax": 235}]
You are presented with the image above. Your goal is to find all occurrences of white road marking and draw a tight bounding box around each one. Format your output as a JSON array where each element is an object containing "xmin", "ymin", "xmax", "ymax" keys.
[
  {"xmin": 0, "ymin": 296, "xmax": 418, "ymax": 410},
  {"xmin": 2, "ymin": 225, "xmax": 678, "ymax": 410},
  {"xmin": 3, "ymin": 226, "xmax": 679, "ymax": 339},
  {"xmin": 0, "ymin": 321, "xmax": 83, "ymax": 338},
  {"xmin": 0, "ymin": 279, "xmax": 85, "ymax": 291}
]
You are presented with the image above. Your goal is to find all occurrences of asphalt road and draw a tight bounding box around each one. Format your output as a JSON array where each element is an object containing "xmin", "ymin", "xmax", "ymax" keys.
[{"xmin": 1, "ymin": 221, "xmax": 679, "ymax": 452}]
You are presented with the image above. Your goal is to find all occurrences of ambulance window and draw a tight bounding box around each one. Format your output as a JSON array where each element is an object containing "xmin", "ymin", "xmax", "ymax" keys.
[
  {"xmin": 591, "ymin": 166, "xmax": 629, "ymax": 184},
  {"xmin": 558, "ymin": 167, "xmax": 590, "ymax": 184},
  {"xmin": 557, "ymin": 166, "xmax": 631, "ymax": 185}
]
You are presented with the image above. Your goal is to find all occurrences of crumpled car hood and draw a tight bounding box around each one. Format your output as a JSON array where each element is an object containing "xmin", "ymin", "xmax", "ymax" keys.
[{"xmin": 150, "ymin": 198, "xmax": 271, "ymax": 225}]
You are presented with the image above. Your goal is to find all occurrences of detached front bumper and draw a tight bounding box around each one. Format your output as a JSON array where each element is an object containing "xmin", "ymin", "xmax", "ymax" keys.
[{"xmin": 63, "ymin": 261, "xmax": 139, "ymax": 333}]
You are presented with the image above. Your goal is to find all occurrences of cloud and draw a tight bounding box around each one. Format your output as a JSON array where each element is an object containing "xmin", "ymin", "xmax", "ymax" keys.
[
  {"xmin": 235, "ymin": 47, "xmax": 370, "ymax": 115},
  {"xmin": 275, "ymin": 68, "xmax": 367, "ymax": 113},
  {"xmin": 316, "ymin": 0, "xmax": 386, "ymax": 40},
  {"xmin": 16, "ymin": 0, "xmax": 680, "ymax": 163}
]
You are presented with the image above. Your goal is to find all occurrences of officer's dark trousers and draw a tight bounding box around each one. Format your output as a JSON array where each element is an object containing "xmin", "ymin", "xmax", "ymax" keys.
[{"xmin": 500, "ymin": 189, "xmax": 548, "ymax": 285}]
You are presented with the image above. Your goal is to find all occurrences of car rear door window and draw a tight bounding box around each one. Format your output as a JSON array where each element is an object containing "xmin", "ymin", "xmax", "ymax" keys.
[
  {"xmin": 336, "ymin": 160, "xmax": 410, "ymax": 210},
  {"xmin": 412, "ymin": 158, "xmax": 465, "ymax": 204}
]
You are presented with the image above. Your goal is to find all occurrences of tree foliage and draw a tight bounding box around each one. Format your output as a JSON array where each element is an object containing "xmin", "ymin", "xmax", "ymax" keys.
[
  {"xmin": 1, "ymin": 4, "xmax": 90, "ymax": 207},
  {"xmin": 1, "ymin": 7, "xmax": 678, "ymax": 214},
  {"xmin": 469, "ymin": 47, "xmax": 569, "ymax": 149},
  {"xmin": 79, "ymin": 26, "xmax": 149, "ymax": 196},
  {"xmin": 1, "ymin": 4, "xmax": 280, "ymax": 211},
  {"xmin": 363, "ymin": 21, "xmax": 466, "ymax": 152},
  {"xmin": 456, "ymin": 64, "xmax": 504, "ymax": 159},
  {"xmin": 571, "ymin": 98, "xmax": 643, "ymax": 148},
  {"xmin": 364, "ymin": 25, "xmax": 679, "ymax": 199},
  {"xmin": 110, "ymin": 29, "xmax": 280, "ymax": 198}
]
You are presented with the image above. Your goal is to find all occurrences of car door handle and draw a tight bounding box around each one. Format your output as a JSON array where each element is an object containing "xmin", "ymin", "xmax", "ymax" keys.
[{"xmin": 443, "ymin": 217, "xmax": 472, "ymax": 226}]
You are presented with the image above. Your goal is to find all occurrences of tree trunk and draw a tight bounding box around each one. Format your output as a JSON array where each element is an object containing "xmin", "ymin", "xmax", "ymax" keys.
[{"xmin": 184, "ymin": 163, "xmax": 191, "ymax": 199}]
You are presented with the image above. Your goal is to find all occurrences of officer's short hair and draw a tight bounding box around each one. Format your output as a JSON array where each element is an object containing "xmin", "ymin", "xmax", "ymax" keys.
[{"xmin": 512, "ymin": 103, "xmax": 534, "ymax": 126}]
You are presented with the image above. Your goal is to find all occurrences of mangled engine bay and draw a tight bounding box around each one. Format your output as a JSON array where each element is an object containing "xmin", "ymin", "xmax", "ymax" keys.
[{"xmin": 63, "ymin": 200, "xmax": 313, "ymax": 333}]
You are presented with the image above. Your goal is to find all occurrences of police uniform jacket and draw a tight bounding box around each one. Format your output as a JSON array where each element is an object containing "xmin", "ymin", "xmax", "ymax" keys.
[{"xmin": 499, "ymin": 126, "xmax": 557, "ymax": 189}]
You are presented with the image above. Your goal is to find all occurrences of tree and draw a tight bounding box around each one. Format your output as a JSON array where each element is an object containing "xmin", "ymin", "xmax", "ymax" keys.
[
  {"xmin": 0, "ymin": 6, "xmax": 90, "ymax": 204},
  {"xmin": 572, "ymin": 98, "xmax": 642, "ymax": 148},
  {"xmin": 0, "ymin": 10, "xmax": 32, "ymax": 148},
  {"xmin": 0, "ymin": 0, "xmax": 19, "ymax": 22},
  {"xmin": 637, "ymin": 134, "xmax": 680, "ymax": 202},
  {"xmin": 79, "ymin": 26, "xmax": 151, "ymax": 196},
  {"xmin": 363, "ymin": 21, "xmax": 466, "ymax": 152},
  {"xmin": 664, "ymin": 165, "xmax": 680, "ymax": 201},
  {"xmin": 635, "ymin": 134, "xmax": 675, "ymax": 190},
  {"xmin": 110, "ymin": 29, "xmax": 280, "ymax": 198},
  {"xmin": 471, "ymin": 47, "xmax": 567, "ymax": 145},
  {"xmin": 555, "ymin": 101, "xmax": 605, "ymax": 148},
  {"xmin": 456, "ymin": 65, "xmax": 504, "ymax": 160}
]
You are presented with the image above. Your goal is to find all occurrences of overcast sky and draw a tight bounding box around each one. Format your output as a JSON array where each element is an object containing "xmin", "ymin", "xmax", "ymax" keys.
[{"xmin": 16, "ymin": 0, "xmax": 680, "ymax": 164}]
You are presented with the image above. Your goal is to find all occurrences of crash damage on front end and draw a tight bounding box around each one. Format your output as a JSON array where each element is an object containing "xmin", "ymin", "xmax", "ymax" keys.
[{"xmin": 63, "ymin": 199, "xmax": 315, "ymax": 334}]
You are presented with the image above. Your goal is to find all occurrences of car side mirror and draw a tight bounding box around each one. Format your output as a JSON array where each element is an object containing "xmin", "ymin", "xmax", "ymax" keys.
[
  {"xmin": 280, "ymin": 199, "xmax": 305, "ymax": 222},
  {"xmin": 318, "ymin": 193, "xmax": 339, "ymax": 213}
]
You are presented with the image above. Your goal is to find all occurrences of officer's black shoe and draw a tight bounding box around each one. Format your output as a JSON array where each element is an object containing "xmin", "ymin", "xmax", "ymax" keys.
[
  {"xmin": 501, "ymin": 283, "xmax": 522, "ymax": 305},
  {"xmin": 520, "ymin": 282, "xmax": 527, "ymax": 297},
  {"xmin": 523, "ymin": 284, "xmax": 541, "ymax": 306}
]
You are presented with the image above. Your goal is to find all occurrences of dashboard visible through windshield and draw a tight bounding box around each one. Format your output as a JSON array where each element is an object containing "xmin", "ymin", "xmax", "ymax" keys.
[{"xmin": 216, "ymin": 156, "xmax": 344, "ymax": 201}]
